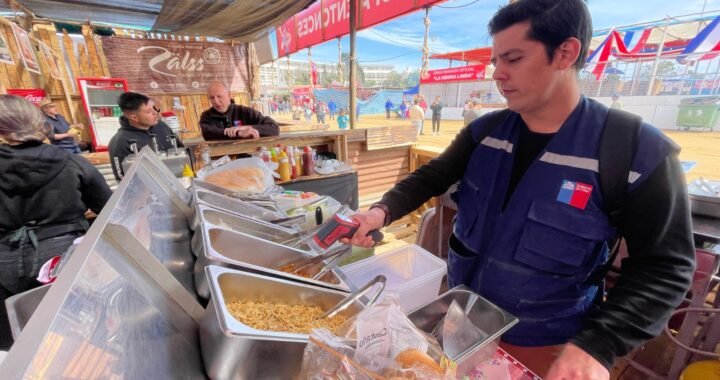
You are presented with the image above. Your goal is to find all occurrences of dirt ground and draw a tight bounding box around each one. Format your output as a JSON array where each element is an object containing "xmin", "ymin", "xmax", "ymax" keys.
[{"xmin": 275, "ymin": 112, "xmax": 720, "ymax": 183}]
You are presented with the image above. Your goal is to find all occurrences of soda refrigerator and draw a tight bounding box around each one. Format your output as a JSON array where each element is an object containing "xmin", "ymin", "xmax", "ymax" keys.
[{"xmin": 77, "ymin": 77, "xmax": 128, "ymax": 152}]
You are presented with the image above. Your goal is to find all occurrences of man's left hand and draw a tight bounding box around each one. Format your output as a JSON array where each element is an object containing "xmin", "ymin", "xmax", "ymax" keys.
[
  {"xmin": 545, "ymin": 343, "xmax": 609, "ymax": 380},
  {"xmin": 224, "ymin": 126, "xmax": 259, "ymax": 139}
]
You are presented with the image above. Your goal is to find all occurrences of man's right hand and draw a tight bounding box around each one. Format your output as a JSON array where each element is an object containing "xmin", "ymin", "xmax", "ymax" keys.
[{"xmin": 340, "ymin": 208, "xmax": 386, "ymax": 247}]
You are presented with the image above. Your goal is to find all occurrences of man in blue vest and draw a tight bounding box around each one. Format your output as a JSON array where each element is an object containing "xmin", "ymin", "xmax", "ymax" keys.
[{"xmin": 345, "ymin": 1, "xmax": 695, "ymax": 379}]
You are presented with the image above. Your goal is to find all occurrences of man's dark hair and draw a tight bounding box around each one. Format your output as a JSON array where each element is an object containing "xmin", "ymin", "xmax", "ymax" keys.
[
  {"xmin": 117, "ymin": 92, "xmax": 150, "ymax": 112},
  {"xmin": 489, "ymin": 0, "xmax": 592, "ymax": 71}
]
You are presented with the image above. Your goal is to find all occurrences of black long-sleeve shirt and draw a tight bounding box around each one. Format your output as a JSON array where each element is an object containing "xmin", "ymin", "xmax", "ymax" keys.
[
  {"xmin": 199, "ymin": 103, "xmax": 279, "ymax": 141},
  {"xmin": 378, "ymin": 122, "xmax": 695, "ymax": 369}
]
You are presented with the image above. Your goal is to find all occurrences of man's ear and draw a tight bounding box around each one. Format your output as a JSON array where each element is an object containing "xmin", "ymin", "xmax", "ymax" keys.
[{"xmin": 555, "ymin": 37, "xmax": 582, "ymax": 71}]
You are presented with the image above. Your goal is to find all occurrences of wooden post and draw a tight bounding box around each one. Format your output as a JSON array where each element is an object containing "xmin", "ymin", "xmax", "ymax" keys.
[{"xmin": 349, "ymin": 0, "xmax": 357, "ymax": 129}]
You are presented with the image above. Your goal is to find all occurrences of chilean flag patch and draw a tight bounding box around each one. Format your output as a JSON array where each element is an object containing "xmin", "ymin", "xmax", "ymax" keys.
[{"xmin": 557, "ymin": 180, "xmax": 593, "ymax": 210}]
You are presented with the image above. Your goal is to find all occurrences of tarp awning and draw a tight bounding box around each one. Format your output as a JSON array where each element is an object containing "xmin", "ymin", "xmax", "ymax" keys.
[
  {"xmin": 152, "ymin": 0, "xmax": 314, "ymax": 41},
  {"xmin": 14, "ymin": 0, "xmax": 314, "ymax": 42}
]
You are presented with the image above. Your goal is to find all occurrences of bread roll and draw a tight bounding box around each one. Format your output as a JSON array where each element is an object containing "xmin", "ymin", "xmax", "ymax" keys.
[
  {"xmin": 394, "ymin": 348, "xmax": 443, "ymax": 375},
  {"xmin": 204, "ymin": 167, "xmax": 266, "ymax": 193}
]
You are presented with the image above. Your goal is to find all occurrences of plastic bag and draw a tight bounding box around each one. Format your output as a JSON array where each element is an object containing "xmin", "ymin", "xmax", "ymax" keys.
[
  {"xmin": 300, "ymin": 296, "xmax": 456, "ymax": 379},
  {"xmin": 197, "ymin": 157, "xmax": 275, "ymax": 194}
]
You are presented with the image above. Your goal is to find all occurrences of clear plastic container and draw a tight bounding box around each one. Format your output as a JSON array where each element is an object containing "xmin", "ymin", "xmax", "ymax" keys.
[{"xmin": 339, "ymin": 245, "xmax": 447, "ymax": 312}]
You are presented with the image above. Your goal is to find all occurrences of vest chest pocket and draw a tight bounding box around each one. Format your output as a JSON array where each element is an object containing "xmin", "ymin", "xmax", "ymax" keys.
[
  {"xmin": 454, "ymin": 177, "xmax": 488, "ymax": 238},
  {"xmin": 515, "ymin": 200, "xmax": 612, "ymax": 276}
]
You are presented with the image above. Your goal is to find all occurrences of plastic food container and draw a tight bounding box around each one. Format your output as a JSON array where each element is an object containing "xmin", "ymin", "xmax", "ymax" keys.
[{"xmin": 339, "ymin": 244, "xmax": 447, "ymax": 312}]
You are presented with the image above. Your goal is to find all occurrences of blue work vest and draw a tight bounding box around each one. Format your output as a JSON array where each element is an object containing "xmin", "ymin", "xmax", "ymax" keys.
[{"xmin": 450, "ymin": 97, "xmax": 678, "ymax": 346}]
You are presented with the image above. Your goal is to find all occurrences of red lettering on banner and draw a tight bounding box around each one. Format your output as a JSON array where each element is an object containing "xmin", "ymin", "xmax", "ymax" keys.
[
  {"xmin": 421, "ymin": 65, "xmax": 486, "ymax": 84},
  {"xmin": 276, "ymin": 0, "xmax": 445, "ymax": 57}
]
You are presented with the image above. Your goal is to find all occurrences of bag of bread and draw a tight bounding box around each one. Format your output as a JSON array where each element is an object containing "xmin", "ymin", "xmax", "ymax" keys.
[
  {"xmin": 198, "ymin": 157, "xmax": 275, "ymax": 194},
  {"xmin": 300, "ymin": 296, "xmax": 456, "ymax": 379}
]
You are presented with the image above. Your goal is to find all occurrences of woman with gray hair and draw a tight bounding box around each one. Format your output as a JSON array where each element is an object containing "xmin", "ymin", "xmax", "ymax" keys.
[{"xmin": 0, "ymin": 95, "xmax": 111, "ymax": 349}]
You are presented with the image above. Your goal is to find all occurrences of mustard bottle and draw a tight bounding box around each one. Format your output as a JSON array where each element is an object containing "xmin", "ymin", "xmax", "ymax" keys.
[{"xmin": 278, "ymin": 151, "xmax": 291, "ymax": 181}]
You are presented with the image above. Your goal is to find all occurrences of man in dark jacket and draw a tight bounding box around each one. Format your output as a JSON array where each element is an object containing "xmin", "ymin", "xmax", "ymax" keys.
[
  {"xmin": 0, "ymin": 95, "xmax": 111, "ymax": 349},
  {"xmin": 108, "ymin": 92, "xmax": 183, "ymax": 181},
  {"xmin": 199, "ymin": 81, "xmax": 279, "ymax": 140}
]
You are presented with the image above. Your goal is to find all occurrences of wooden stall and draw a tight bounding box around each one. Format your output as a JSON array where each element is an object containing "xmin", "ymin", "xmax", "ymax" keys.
[
  {"xmin": 0, "ymin": 15, "xmax": 421, "ymax": 244},
  {"xmin": 0, "ymin": 17, "xmax": 253, "ymax": 144}
]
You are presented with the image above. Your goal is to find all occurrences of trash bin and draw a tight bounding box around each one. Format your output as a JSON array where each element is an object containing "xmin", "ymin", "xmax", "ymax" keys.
[{"xmin": 676, "ymin": 96, "xmax": 720, "ymax": 131}]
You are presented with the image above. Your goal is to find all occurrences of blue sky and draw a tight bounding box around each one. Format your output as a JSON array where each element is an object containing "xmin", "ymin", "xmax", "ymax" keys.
[{"xmin": 274, "ymin": 0, "xmax": 720, "ymax": 71}]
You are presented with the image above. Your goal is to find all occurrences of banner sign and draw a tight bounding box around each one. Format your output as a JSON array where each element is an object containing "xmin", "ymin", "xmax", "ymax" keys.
[
  {"xmin": 420, "ymin": 65, "xmax": 485, "ymax": 84},
  {"xmin": 101, "ymin": 37, "xmax": 248, "ymax": 93},
  {"xmin": 7, "ymin": 88, "xmax": 46, "ymax": 105},
  {"xmin": 277, "ymin": 0, "xmax": 445, "ymax": 57},
  {"xmin": 292, "ymin": 86, "xmax": 312, "ymax": 97}
]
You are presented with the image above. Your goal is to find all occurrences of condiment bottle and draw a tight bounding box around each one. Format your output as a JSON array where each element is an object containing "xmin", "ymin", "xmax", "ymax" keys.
[
  {"xmin": 303, "ymin": 146, "xmax": 314, "ymax": 176},
  {"xmin": 278, "ymin": 151, "xmax": 291, "ymax": 181},
  {"xmin": 182, "ymin": 164, "xmax": 194, "ymax": 177},
  {"xmin": 294, "ymin": 147, "xmax": 303, "ymax": 177},
  {"xmin": 288, "ymin": 146, "xmax": 298, "ymax": 179}
]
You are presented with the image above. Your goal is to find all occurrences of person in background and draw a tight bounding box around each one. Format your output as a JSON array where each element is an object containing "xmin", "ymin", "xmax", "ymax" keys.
[
  {"xmin": 345, "ymin": 1, "xmax": 694, "ymax": 378},
  {"xmin": 199, "ymin": 81, "xmax": 279, "ymax": 141},
  {"xmin": 418, "ymin": 95, "xmax": 427, "ymax": 113},
  {"xmin": 430, "ymin": 96, "xmax": 444, "ymax": 135},
  {"xmin": 0, "ymin": 95, "xmax": 111, "ymax": 350},
  {"xmin": 40, "ymin": 98, "xmax": 83, "ymax": 154},
  {"xmin": 385, "ymin": 98, "xmax": 394, "ymax": 119},
  {"xmin": 328, "ymin": 99, "xmax": 337, "ymax": 120},
  {"xmin": 315, "ymin": 101, "xmax": 327, "ymax": 124},
  {"xmin": 337, "ymin": 108, "xmax": 349, "ymax": 130},
  {"xmin": 399, "ymin": 100, "xmax": 407, "ymax": 120},
  {"xmin": 408, "ymin": 98, "xmax": 425, "ymax": 136},
  {"xmin": 463, "ymin": 100, "xmax": 482, "ymax": 126},
  {"xmin": 304, "ymin": 103, "xmax": 313, "ymax": 122},
  {"xmin": 610, "ymin": 93, "xmax": 624, "ymax": 110},
  {"xmin": 108, "ymin": 92, "xmax": 183, "ymax": 181}
]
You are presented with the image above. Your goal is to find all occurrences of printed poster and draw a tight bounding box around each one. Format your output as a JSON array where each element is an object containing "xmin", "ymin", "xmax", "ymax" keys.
[
  {"xmin": 0, "ymin": 31, "xmax": 14, "ymax": 65},
  {"xmin": 11, "ymin": 23, "xmax": 40, "ymax": 74},
  {"xmin": 38, "ymin": 42, "xmax": 61, "ymax": 79}
]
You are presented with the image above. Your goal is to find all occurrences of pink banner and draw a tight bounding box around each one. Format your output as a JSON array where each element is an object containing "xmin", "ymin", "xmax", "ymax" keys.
[
  {"xmin": 277, "ymin": 0, "xmax": 446, "ymax": 57},
  {"xmin": 421, "ymin": 65, "xmax": 485, "ymax": 84}
]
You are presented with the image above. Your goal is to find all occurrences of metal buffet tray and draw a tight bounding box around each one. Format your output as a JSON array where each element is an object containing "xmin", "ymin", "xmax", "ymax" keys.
[
  {"xmin": 190, "ymin": 203, "xmax": 307, "ymax": 256},
  {"xmin": 4, "ymin": 284, "xmax": 50, "ymax": 339},
  {"xmin": 407, "ymin": 286, "xmax": 518, "ymax": 376},
  {"xmin": 200, "ymin": 265, "xmax": 364, "ymax": 379},
  {"xmin": 193, "ymin": 207, "xmax": 352, "ymax": 299},
  {"xmin": 192, "ymin": 179, "xmax": 285, "ymax": 214},
  {"xmin": 189, "ymin": 185, "xmax": 286, "ymax": 231},
  {"xmin": 688, "ymin": 178, "xmax": 720, "ymax": 218}
]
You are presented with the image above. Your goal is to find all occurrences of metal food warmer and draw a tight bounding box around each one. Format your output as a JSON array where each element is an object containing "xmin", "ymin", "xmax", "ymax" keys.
[{"xmin": 1, "ymin": 147, "xmax": 518, "ymax": 379}]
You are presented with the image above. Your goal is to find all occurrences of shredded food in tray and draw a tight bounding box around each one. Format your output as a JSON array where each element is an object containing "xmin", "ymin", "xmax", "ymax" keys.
[{"xmin": 226, "ymin": 300, "xmax": 348, "ymax": 334}]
